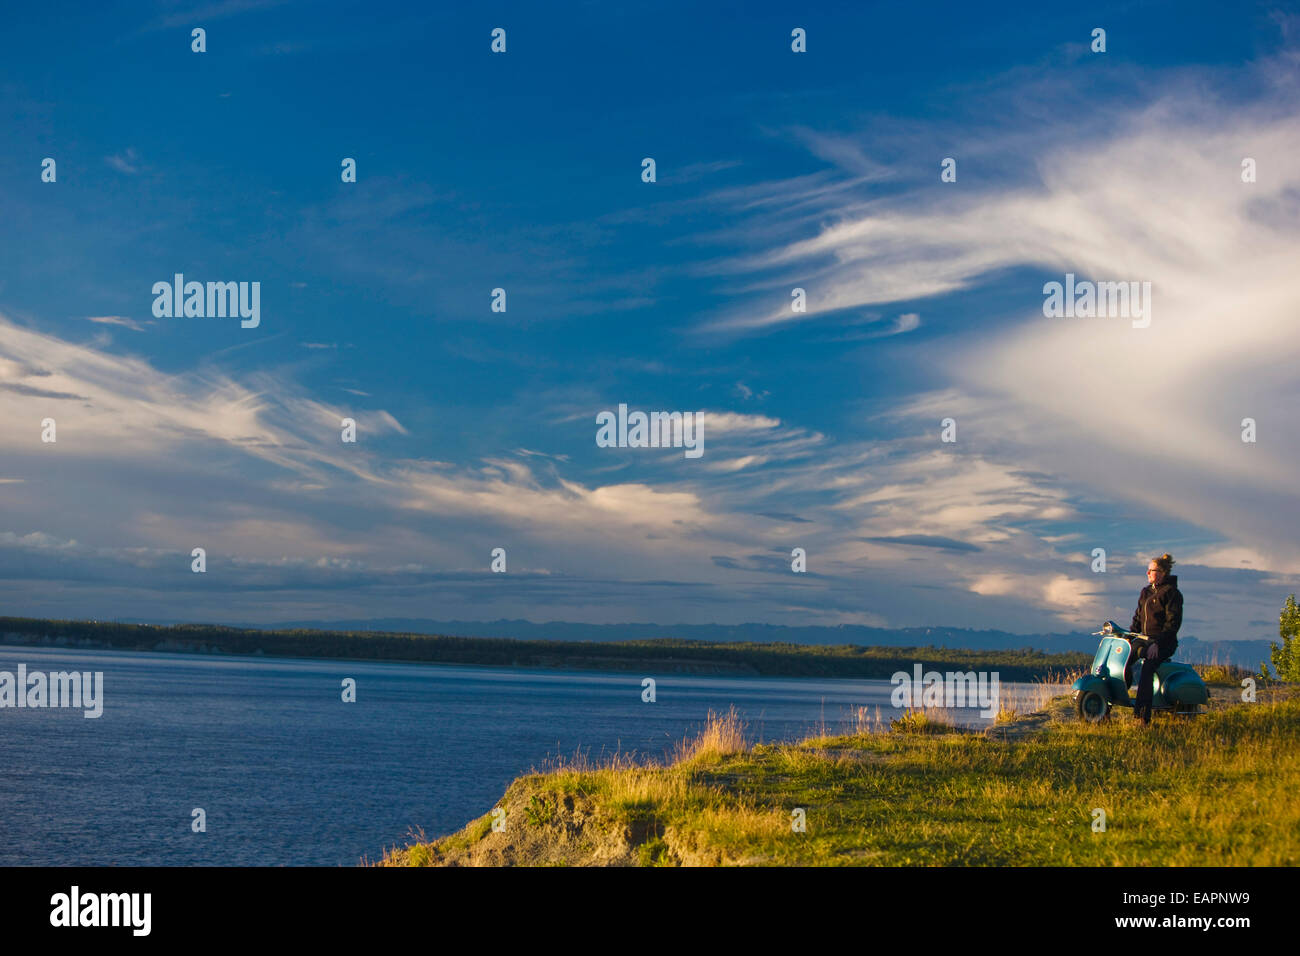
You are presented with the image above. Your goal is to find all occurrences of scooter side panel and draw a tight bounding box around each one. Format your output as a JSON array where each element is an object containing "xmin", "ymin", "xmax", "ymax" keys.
[{"xmin": 1156, "ymin": 664, "xmax": 1209, "ymax": 705}]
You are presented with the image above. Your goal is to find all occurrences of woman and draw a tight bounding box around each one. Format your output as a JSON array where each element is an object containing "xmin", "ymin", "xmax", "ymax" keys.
[{"xmin": 1129, "ymin": 553, "xmax": 1183, "ymax": 725}]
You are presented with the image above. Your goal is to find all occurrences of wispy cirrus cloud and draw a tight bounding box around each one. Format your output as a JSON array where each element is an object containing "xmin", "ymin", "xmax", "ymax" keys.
[
  {"xmin": 86, "ymin": 315, "xmax": 148, "ymax": 332},
  {"xmin": 686, "ymin": 50, "xmax": 1300, "ymax": 581},
  {"xmin": 145, "ymin": 0, "xmax": 291, "ymax": 31},
  {"xmin": 104, "ymin": 149, "xmax": 141, "ymax": 175},
  {"xmin": 0, "ymin": 302, "xmax": 1291, "ymax": 636}
]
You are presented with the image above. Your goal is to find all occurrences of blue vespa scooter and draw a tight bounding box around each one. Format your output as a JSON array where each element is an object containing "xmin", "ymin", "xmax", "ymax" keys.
[{"xmin": 1071, "ymin": 621, "xmax": 1209, "ymax": 721}]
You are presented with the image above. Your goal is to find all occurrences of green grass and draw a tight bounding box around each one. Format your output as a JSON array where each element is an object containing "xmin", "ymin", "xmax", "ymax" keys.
[
  {"xmin": 1194, "ymin": 662, "xmax": 1252, "ymax": 684},
  {"xmin": 381, "ymin": 687, "xmax": 1300, "ymax": 866}
]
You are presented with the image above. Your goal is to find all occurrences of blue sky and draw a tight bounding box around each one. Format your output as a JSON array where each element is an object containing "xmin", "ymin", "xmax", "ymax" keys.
[{"xmin": 1, "ymin": 0, "xmax": 1297, "ymax": 641}]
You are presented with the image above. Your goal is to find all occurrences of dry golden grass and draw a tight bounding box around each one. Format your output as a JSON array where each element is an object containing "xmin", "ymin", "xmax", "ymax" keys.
[
  {"xmin": 997, "ymin": 671, "xmax": 1082, "ymax": 722},
  {"xmin": 849, "ymin": 704, "xmax": 888, "ymax": 735},
  {"xmin": 670, "ymin": 705, "xmax": 749, "ymax": 764}
]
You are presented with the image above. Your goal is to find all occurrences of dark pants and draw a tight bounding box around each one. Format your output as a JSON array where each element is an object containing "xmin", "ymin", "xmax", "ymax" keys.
[{"xmin": 1132, "ymin": 637, "xmax": 1176, "ymax": 722}]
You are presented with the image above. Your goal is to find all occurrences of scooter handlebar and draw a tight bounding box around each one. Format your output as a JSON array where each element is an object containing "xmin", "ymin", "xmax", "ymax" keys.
[{"xmin": 1093, "ymin": 621, "xmax": 1140, "ymax": 638}]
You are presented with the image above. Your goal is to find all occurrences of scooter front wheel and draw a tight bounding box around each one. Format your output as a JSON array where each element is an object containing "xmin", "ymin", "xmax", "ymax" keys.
[{"xmin": 1076, "ymin": 690, "xmax": 1111, "ymax": 722}]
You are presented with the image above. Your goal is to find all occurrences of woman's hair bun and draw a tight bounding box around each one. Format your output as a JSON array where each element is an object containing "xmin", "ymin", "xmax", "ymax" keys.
[{"xmin": 1153, "ymin": 553, "xmax": 1175, "ymax": 573}]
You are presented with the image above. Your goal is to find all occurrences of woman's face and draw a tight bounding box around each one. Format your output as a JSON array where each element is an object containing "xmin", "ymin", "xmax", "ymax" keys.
[{"xmin": 1147, "ymin": 563, "xmax": 1166, "ymax": 586}]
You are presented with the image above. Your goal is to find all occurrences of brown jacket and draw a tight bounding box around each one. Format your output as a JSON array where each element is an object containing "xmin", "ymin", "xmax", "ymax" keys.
[{"xmin": 1130, "ymin": 574, "xmax": 1183, "ymax": 648}]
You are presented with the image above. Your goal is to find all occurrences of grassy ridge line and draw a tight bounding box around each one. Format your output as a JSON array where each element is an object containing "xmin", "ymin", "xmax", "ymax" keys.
[
  {"xmin": 0, "ymin": 616, "xmax": 1088, "ymax": 679},
  {"xmin": 377, "ymin": 683, "xmax": 1300, "ymax": 866}
]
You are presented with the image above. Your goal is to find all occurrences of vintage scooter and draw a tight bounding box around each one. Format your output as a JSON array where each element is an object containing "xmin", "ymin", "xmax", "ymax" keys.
[{"xmin": 1071, "ymin": 621, "xmax": 1209, "ymax": 721}]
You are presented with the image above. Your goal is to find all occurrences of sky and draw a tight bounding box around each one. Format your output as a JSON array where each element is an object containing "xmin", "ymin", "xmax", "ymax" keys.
[{"xmin": 1, "ymin": 0, "xmax": 1297, "ymax": 642}]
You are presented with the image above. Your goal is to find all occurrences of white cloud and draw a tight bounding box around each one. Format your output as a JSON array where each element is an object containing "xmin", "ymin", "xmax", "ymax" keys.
[
  {"xmin": 696, "ymin": 411, "xmax": 781, "ymax": 433},
  {"xmin": 105, "ymin": 149, "xmax": 140, "ymax": 175},
  {"xmin": 700, "ymin": 58, "xmax": 1300, "ymax": 576},
  {"xmin": 86, "ymin": 315, "xmax": 147, "ymax": 332},
  {"xmin": 705, "ymin": 455, "xmax": 768, "ymax": 473}
]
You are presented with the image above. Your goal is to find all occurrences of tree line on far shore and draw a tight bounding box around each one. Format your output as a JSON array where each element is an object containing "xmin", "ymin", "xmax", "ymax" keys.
[{"xmin": 0, "ymin": 616, "xmax": 1091, "ymax": 680}]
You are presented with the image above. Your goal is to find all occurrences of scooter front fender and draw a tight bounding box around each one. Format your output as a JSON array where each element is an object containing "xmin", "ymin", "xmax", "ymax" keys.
[{"xmin": 1072, "ymin": 674, "xmax": 1109, "ymax": 699}]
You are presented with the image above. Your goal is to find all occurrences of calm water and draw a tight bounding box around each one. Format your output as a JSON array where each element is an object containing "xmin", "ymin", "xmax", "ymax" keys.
[{"xmin": 0, "ymin": 645, "xmax": 1045, "ymax": 865}]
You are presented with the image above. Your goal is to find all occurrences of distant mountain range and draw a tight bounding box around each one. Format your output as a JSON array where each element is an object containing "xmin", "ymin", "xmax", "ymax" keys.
[{"xmin": 239, "ymin": 618, "xmax": 1275, "ymax": 670}]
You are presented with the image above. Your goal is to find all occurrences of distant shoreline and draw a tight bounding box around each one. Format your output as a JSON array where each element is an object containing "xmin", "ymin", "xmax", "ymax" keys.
[{"xmin": 0, "ymin": 616, "xmax": 1088, "ymax": 681}]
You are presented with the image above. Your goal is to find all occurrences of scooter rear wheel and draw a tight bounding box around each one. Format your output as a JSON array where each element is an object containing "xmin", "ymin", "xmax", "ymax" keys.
[{"xmin": 1076, "ymin": 691, "xmax": 1111, "ymax": 722}]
